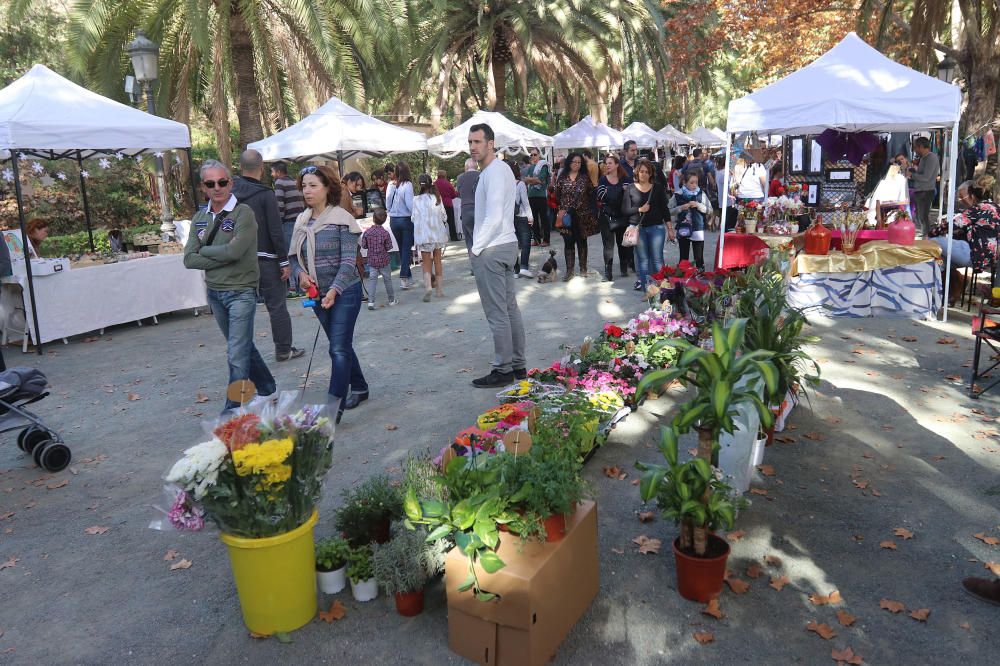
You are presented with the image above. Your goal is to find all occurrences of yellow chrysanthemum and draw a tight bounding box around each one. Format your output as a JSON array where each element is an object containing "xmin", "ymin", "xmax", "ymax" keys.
[
  {"xmin": 515, "ymin": 381, "xmax": 532, "ymax": 396},
  {"xmin": 232, "ymin": 438, "xmax": 293, "ymax": 483}
]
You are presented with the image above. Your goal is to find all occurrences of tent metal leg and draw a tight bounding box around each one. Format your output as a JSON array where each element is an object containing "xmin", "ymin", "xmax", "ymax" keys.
[
  {"xmin": 942, "ymin": 122, "xmax": 960, "ymax": 323},
  {"xmin": 718, "ymin": 133, "xmax": 734, "ymax": 269},
  {"xmin": 10, "ymin": 158, "xmax": 43, "ymax": 355},
  {"xmin": 76, "ymin": 151, "xmax": 96, "ymax": 252}
]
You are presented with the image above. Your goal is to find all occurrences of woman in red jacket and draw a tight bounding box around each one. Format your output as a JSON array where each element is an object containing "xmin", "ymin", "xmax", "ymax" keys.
[{"xmin": 434, "ymin": 169, "xmax": 459, "ymax": 241}]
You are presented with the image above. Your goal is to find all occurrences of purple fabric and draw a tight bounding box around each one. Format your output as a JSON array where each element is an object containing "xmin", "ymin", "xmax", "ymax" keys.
[{"xmin": 816, "ymin": 130, "xmax": 879, "ymax": 166}]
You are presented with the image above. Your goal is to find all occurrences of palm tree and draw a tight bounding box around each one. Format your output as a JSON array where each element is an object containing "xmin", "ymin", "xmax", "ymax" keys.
[
  {"xmin": 50, "ymin": 0, "xmax": 407, "ymax": 161},
  {"xmin": 404, "ymin": 0, "xmax": 668, "ymax": 126}
]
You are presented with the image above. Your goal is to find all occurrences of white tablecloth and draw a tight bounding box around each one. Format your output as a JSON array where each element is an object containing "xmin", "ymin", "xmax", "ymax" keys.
[{"xmin": 3, "ymin": 254, "xmax": 208, "ymax": 344}]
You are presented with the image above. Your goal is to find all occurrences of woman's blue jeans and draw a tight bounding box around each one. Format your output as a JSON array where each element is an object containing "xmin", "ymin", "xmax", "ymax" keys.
[
  {"xmin": 514, "ymin": 216, "xmax": 532, "ymax": 270},
  {"xmin": 207, "ymin": 288, "xmax": 276, "ymax": 411},
  {"xmin": 312, "ymin": 282, "xmax": 367, "ymax": 401},
  {"xmin": 635, "ymin": 225, "xmax": 665, "ymax": 286},
  {"xmin": 389, "ymin": 216, "xmax": 414, "ymax": 279}
]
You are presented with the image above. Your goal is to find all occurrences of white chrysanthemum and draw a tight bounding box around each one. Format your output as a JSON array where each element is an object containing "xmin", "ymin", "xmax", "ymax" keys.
[{"xmin": 165, "ymin": 439, "xmax": 228, "ymax": 499}]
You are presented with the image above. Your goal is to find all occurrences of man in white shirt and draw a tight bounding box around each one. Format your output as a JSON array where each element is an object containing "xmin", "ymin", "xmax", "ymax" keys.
[{"xmin": 468, "ymin": 123, "xmax": 526, "ymax": 388}]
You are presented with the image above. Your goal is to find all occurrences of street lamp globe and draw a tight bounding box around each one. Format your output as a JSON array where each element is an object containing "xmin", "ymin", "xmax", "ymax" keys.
[
  {"xmin": 126, "ymin": 30, "xmax": 159, "ymax": 82},
  {"xmin": 937, "ymin": 55, "xmax": 957, "ymax": 83}
]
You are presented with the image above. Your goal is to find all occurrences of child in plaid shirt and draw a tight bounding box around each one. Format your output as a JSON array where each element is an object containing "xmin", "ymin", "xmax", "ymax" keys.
[{"xmin": 361, "ymin": 209, "xmax": 397, "ymax": 309}]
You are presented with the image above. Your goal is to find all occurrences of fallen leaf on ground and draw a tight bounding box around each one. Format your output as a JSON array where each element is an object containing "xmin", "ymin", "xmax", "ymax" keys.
[
  {"xmin": 0, "ymin": 512, "xmax": 12, "ymax": 521},
  {"xmin": 163, "ymin": 549, "xmax": 179, "ymax": 561},
  {"xmin": 776, "ymin": 435, "xmax": 797, "ymax": 443},
  {"xmin": 930, "ymin": 455, "xmax": 946, "ymax": 461},
  {"xmin": 248, "ymin": 631, "xmax": 271, "ymax": 639},
  {"xmin": 880, "ymin": 540, "xmax": 897, "ymax": 550},
  {"xmin": 602, "ymin": 466, "xmax": 621, "ymax": 478},
  {"xmin": 770, "ymin": 575, "xmax": 790, "ymax": 591},
  {"xmin": 909, "ymin": 608, "xmax": 930, "ymax": 622},
  {"xmin": 973, "ymin": 532, "xmax": 999, "ymax": 546},
  {"xmin": 880, "ymin": 598, "xmax": 906, "ymax": 613},
  {"xmin": 893, "ymin": 528, "xmax": 914, "ymax": 540},
  {"xmin": 901, "ymin": 335, "xmax": 918, "ymax": 342},
  {"xmin": 831, "ymin": 646, "xmax": 864, "ymax": 664},
  {"xmin": 318, "ymin": 600, "xmax": 347, "ymax": 622},
  {"xmin": 746, "ymin": 563, "xmax": 763, "ymax": 579},
  {"xmin": 825, "ymin": 416, "xmax": 842, "ymax": 424},
  {"xmin": 725, "ymin": 577, "xmax": 750, "ymax": 594},
  {"xmin": 727, "ymin": 529, "xmax": 746, "ymax": 542},
  {"xmin": 764, "ymin": 554, "xmax": 783, "ymax": 567},
  {"xmin": 702, "ymin": 598, "xmax": 724, "ymax": 619},
  {"xmin": 637, "ymin": 511, "xmax": 655, "ymax": 523},
  {"xmin": 852, "ymin": 534, "xmax": 864, "ymax": 542},
  {"xmin": 757, "ymin": 464, "xmax": 776, "ymax": 476},
  {"xmin": 127, "ymin": 393, "xmax": 141, "ymax": 401},
  {"xmin": 385, "ymin": 424, "xmax": 399, "ymax": 431},
  {"xmin": 195, "ymin": 393, "xmax": 210, "ymax": 403},
  {"xmin": 936, "ymin": 337, "xmax": 957, "ymax": 345},
  {"xmin": 169, "ymin": 559, "xmax": 193, "ymax": 571},
  {"xmin": 803, "ymin": 432, "xmax": 825, "ymax": 441},
  {"xmin": 692, "ymin": 631, "xmax": 714, "ymax": 645},
  {"xmin": 0, "ymin": 555, "xmax": 18, "ymax": 570},
  {"xmin": 836, "ymin": 610, "xmax": 857, "ymax": 627},
  {"xmin": 944, "ymin": 375, "xmax": 962, "ymax": 381},
  {"xmin": 84, "ymin": 526, "xmax": 109, "ymax": 535},
  {"xmin": 810, "ymin": 590, "xmax": 843, "ymax": 605},
  {"xmin": 807, "ymin": 621, "xmax": 837, "ymax": 640},
  {"xmin": 632, "ymin": 535, "xmax": 661, "ymax": 554},
  {"xmin": 749, "ymin": 488, "xmax": 768, "ymax": 496},
  {"xmin": 853, "ymin": 480, "xmax": 870, "ymax": 489},
  {"xmin": 959, "ymin": 621, "xmax": 971, "ymax": 631},
  {"xmin": 985, "ymin": 562, "xmax": 1000, "ymax": 576},
  {"xmin": 862, "ymin": 452, "xmax": 874, "ymax": 459},
  {"xmin": 46, "ymin": 479, "xmax": 68, "ymax": 489}
]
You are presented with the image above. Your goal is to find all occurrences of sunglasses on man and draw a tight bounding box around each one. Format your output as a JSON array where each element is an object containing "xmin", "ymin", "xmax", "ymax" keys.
[{"xmin": 202, "ymin": 178, "xmax": 230, "ymax": 189}]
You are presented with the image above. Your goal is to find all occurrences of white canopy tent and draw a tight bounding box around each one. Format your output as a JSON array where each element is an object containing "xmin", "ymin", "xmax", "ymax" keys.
[
  {"xmin": 688, "ymin": 127, "xmax": 725, "ymax": 146},
  {"xmin": 710, "ymin": 127, "xmax": 727, "ymax": 141},
  {"xmin": 719, "ymin": 32, "xmax": 963, "ymax": 320},
  {"xmin": 621, "ymin": 121, "xmax": 668, "ymax": 149},
  {"xmin": 426, "ymin": 110, "xmax": 553, "ymax": 157},
  {"xmin": 552, "ymin": 115, "xmax": 625, "ymax": 150},
  {"xmin": 248, "ymin": 96, "xmax": 428, "ymax": 166},
  {"xmin": 659, "ymin": 124, "xmax": 695, "ymax": 145},
  {"xmin": 0, "ymin": 64, "xmax": 195, "ymax": 351}
]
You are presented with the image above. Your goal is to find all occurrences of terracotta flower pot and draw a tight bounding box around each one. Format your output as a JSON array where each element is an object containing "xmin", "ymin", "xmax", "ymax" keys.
[
  {"xmin": 542, "ymin": 513, "xmax": 567, "ymax": 542},
  {"xmin": 395, "ymin": 589, "xmax": 425, "ymax": 617},
  {"xmin": 673, "ymin": 534, "xmax": 731, "ymax": 602}
]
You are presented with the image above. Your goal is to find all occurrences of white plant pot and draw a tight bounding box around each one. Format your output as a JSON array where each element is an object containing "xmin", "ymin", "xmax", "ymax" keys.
[
  {"xmin": 790, "ymin": 224, "xmax": 799, "ymax": 234},
  {"xmin": 317, "ymin": 565, "xmax": 347, "ymax": 594},
  {"xmin": 752, "ymin": 436, "xmax": 767, "ymax": 467},
  {"xmin": 718, "ymin": 400, "xmax": 757, "ymax": 496},
  {"xmin": 745, "ymin": 220, "xmax": 757, "ymax": 234},
  {"xmin": 351, "ymin": 577, "xmax": 379, "ymax": 602}
]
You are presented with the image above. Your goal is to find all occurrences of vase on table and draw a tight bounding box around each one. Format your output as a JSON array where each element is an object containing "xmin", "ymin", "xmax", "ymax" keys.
[
  {"xmin": 887, "ymin": 214, "xmax": 916, "ymax": 246},
  {"xmin": 804, "ymin": 216, "xmax": 831, "ymax": 255}
]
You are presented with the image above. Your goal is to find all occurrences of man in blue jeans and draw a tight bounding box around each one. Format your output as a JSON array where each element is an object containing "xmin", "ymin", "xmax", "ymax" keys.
[{"xmin": 184, "ymin": 159, "xmax": 276, "ymax": 411}]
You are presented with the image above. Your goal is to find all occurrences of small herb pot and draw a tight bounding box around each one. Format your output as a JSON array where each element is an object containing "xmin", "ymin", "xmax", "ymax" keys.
[
  {"xmin": 351, "ymin": 577, "xmax": 379, "ymax": 602},
  {"xmin": 394, "ymin": 589, "xmax": 425, "ymax": 617},
  {"xmin": 317, "ymin": 565, "xmax": 347, "ymax": 594}
]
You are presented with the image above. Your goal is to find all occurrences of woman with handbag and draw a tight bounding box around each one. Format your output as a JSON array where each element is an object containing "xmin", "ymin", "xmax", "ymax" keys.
[
  {"xmin": 554, "ymin": 152, "xmax": 598, "ymax": 280},
  {"xmin": 668, "ymin": 170, "xmax": 713, "ymax": 271},
  {"xmin": 622, "ymin": 159, "xmax": 669, "ymax": 291},
  {"xmin": 596, "ymin": 155, "xmax": 633, "ymax": 281}
]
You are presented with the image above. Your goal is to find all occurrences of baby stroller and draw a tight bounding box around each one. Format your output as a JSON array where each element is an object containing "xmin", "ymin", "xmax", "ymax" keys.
[{"xmin": 0, "ymin": 367, "xmax": 70, "ymax": 472}]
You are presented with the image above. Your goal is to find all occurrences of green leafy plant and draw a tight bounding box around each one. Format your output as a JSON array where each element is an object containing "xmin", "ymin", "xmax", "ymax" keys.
[
  {"xmin": 508, "ymin": 443, "xmax": 587, "ymax": 523},
  {"xmin": 346, "ymin": 544, "xmax": 374, "ymax": 584},
  {"xmin": 637, "ymin": 427, "xmax": 741, "ymax": 557},
  {"xmin": 334, "ymin": 474, "xmax": 403, "ymax": 546},
  {"xmin": 637, "ymin": 318, "xmax": 780, "ymax": 464},
  {"xmin": 315, "ymin": 536, "xmax": 351, "ymax": 572},
  {"xmin": 371, "ymin": 528, "xmax": 434, "ymax": 596}
]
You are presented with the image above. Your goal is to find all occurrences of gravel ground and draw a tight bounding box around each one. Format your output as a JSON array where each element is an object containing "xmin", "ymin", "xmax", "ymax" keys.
[{"xmin": 0, "ymin": 232, "xmax": 997, "ymax": 665}]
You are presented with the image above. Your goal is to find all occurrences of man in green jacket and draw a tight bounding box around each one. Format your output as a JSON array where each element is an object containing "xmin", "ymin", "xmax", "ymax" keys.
[{"xmin": 184, "ymin": 159, "xmax": 276, "ymax": 411}]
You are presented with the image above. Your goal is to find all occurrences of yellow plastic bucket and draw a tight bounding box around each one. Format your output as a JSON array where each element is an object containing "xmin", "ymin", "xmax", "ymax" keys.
[{"xmin": 220, "ymin": 510, "xmax": 318, "ymax": 634}]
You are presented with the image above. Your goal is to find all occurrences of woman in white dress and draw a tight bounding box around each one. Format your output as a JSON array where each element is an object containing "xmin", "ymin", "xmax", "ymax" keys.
[
  {"xmin": 412, "ymin": 174, "xmax": 449, "ymax": 302},
  {"xmin": 866, "ymin": 164, "xmax": 910, "ymax": 224}
]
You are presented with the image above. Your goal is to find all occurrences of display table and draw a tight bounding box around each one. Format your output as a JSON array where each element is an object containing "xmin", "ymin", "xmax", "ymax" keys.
[
  {"xmin": 1, "ymin": 254, "xmax": 208, "ymax": 348},
  {"xmin": 787, "ymin": 240, "xmax": 941, "ymax": 318},
  {"xmin": 718, "ymin": 230, "xmax": 891, "ymax": 269},
  {"xmin": 828, "ymin": 229, "xmax": 888, "ymax": 250}
]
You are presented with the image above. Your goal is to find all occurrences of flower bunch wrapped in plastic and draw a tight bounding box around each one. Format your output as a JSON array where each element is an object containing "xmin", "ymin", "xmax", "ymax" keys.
[
  {"xmin": 476, "ymin": 403, "xmax": 530, "ymax": 431},
  {"xmin": 495, "ymin": 379, "xmax": 566, "ymax": 404},
  {"xmin": 153, "ymin": 393, "xmax": 336, "ymax": 538}
]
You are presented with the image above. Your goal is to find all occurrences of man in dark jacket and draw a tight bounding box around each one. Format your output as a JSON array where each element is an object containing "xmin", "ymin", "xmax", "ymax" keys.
[{"xmin": 233, "ymin": 149, "xmax": 304, "ymax": 362}]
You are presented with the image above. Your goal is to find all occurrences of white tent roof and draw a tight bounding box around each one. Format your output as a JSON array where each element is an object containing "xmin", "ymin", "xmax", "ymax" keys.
[
  {"xmin": 248, "ymin": 96, "xmax": 428, "ymax": 161},
  {"xmin": 553, "ymin": 115, "xmax": 625, "ymax": 150},
  {"xmin": 621, "ymin": 121, "xmax": 667, "ymax": 148},
  {"xmin": 658, "ymin": 124, "xmax": 694, "ymax": 144},
  {"xmin": 710, "ymin": 127, "xmax": 727, "ymax": 140},
  {"xmin": 726, "ymin": 33, "xmax": 961, "ymax": 134},
  {"xmin": 0, "ymin": 64, "xmax": 190, "ymax": 158},
  {"xmin": 427, "ymin": 110, "xmax": 552, "ymax": 156},
  {"xmin": 688, "ymin": 127, "xmax": 724, "ymax": 146}
]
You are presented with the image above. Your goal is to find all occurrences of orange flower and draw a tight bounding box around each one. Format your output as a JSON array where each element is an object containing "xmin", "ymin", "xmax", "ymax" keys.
[{"xmin": 213, "ymin": 414, "xmax": 262, "ymax": 451}]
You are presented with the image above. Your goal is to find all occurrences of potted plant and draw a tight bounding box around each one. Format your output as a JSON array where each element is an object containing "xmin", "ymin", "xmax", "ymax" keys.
[
  {"xmin": 334, "ymin": 474, "xmax": 403, "ymax": 546},
  {"xmin": 347, "ymin": 545, "xmax": 378, "ymax": 602},
  {"xmin": 315, "ymin": 536, "xmax": 351, "ymax": 594},
  {"xmin": 504, "ymin": 442, "xmax": 588, "ymax": 542},
  {"xmin": 372, "ymin": 528, "xmax": 438, "ymax": 616},
  {"xmin": 637, "ymin": 426, "xmax": 741, "ymax": 602}
]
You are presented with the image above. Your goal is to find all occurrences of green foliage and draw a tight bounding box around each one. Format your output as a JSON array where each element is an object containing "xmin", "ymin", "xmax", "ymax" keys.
[
  {"xmin": 371, "ymin": 528, "xmax": 434, "ymax": 595},
  {"xmin": 333, "ymin": 474, "xmax": 404, "ymax": 546},
  {"xmin": 315, "ymin": 536, "xmax": 351, "ymax": 571},
  {"xmin": 346, "ymin": 544, "xmax": 374, "ymax": 584},
  {"xmin": 402, "ymin": 452, "xmax": 448, "ymax": 505},
  {"xmin": 0, "ymin": 8, "xmax": 70, "ymax": 87}
]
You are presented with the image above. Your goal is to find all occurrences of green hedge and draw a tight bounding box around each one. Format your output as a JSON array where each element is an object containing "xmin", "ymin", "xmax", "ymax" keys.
[{"xmin": 44, "ymin": 223, "xmax": 162, "ymax": 256}]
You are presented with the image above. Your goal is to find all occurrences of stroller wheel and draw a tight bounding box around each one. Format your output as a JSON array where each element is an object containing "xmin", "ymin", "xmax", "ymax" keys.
[
  {"xmin": 18, "ymin": 426, "xmax": 49, "ymax": 454},
  {"xmin": 37, "ymin": 442, "xmax": 71, "ymax": 473}
]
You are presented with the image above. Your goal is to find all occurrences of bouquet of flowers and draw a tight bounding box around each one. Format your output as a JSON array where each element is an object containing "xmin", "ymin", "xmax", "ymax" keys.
[
  {"xmin": 152, "ymin": 394, "xmax": 335, "ymax": 538},
  {"xmin": 496, "ymin": 379, "xmax": 566, "ymax": 404},
  {"xmin": 477, "ymin": 403, "xmax": 531, "ymax": 431}
]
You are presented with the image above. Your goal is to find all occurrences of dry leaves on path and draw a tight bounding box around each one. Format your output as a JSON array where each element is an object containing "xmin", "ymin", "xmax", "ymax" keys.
[
  {"xmin": 770, "ymin": 575, "xmax": 791, "ymax": 591},
  {"xmin": 973, "ymin": 532, "xmax": 1000, "ymax": 546},
  {"xmin": 385, "ymin": 424, "xmax": 399, "ymax": 431},
  {"xmin": 0, "ymin": 555, "xmax": 18, "ymax": 570},
  {"xmin": 83, "ymin": 526, "xmax": 109, "ymax": 535},
  {"xmin": 637, "ymin": 511, "xmax": 655, "ymax": 523},
  {"xmin": 127, "ymin": 393, "xmax": 141, "ymax": 401},
  {"xmin": 836, "ymin": 610, "xmax": 857, "ymax": 627},
  {"xmin": 909, "ymin": 608, "xmax": 931, "ymax": 622},
  {"xmin": 701, "ymin": 598, "xmax": 724, "ymax": 619},
  {"xmin": 809, "ymin": 590, "xmax": 843, "ymax": 606},
  {"xmin": 879, "ymin": 598, "xmax": 906, "ymax": 613},
  {"xmin": 764, "ymin": 554, "xmax": 783, "ymax": 567},
  {"xmin": 985, "ymin": 562, "xmax": 1000, "ymax": 576},
  {"xmin": 725, "ymin": 576, "xmax": 750, "ymax": 594},
  {"xmin": 806, "ymin": 621, "xmax": 837, "ymax": 640},
  {"xmin": 804, "ymin": 432, "xmax": 826, "ymax": 441},
  {"xmin": 169, "ymin": 559, "xmax": 193, "ymax": 571},
  {"xmin": 163, "ymin": 549, "xmax": 179, "ymax": 561},
  {"xmin": 632, "ymin": 535, "xmax": 661, "ymax": 554},
  {"xmin": 318, "ymin": 600, "xmax": 347, "ymax": 623},
  {"xmin": 194, "ymin": 393, "xmax": 210, "ymax": 403},
  {"xmin": 880, "ymin": 540, "xmax": 898, "ymax": 550},
  {"xmin": 46, "ymin": 479, "xmax": 68, "ymax": 490},
  {"xmin": 746, "ymin": 563, "xmax": 763, "ymax": 579},
  {"xmin": 831, "ymin": 646, "xmax": 864, "ymax": 664},
  {"xmin": 602, "ymin": 466, "xmax": 627, "ymax": 481},
  {"xmin": 727, "ymin": 529, "xmax": 746, "ymax": 542},
  {"xmin": 893, "ymin": 528, "xmax": 914, "ymax": 540},
  {"xmin": 749, "ymin": 488, "xmax": 769, "ymax": 496},
  {"xmin": 757, "ymin": 464, "xmax": 776, "ymax": 477},
  {"xmin": 936, "ymin": 337, "xmax": 957, "ymax": 345},
  {"xmin": 692, "ymin": 631, "xmax": 714, "ymax": 645}
]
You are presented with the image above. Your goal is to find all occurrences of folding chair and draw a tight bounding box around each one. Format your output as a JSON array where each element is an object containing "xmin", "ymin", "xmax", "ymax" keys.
[{"xmin": 970, "ymin": 287, "xmax": 1000, "ymax": 399}]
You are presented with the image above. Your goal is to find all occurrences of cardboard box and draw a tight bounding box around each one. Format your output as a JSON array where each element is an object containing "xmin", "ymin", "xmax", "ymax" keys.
[{"xmin": 445, "ymin": 500, "xmax": 599, "ymax": 666}]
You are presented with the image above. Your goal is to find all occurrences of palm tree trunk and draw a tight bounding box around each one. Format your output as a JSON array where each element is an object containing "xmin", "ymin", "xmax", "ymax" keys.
[
  {"xmin": 693, "ymin": 525, "xmax": 708, "ymax": 557},
  {"xmin": 492, "ymin": 57, "xmax": 506, "ymax": 112},
  {"xmin": 696, "ymin": 426, "xmax": 714, "ymax": 463},
  {"xmin": 679, "ymin": 519, "xmax": 694, "ymax": 552},
  {"xmin": 230, "ymin": 10, "xmax": 264, "ymax": 150}
]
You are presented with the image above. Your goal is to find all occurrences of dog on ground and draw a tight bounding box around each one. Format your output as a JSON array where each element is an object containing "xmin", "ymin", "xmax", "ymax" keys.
[{"xmin": 537, "ymin": 250, "xmax": 558, "ymax": 283}]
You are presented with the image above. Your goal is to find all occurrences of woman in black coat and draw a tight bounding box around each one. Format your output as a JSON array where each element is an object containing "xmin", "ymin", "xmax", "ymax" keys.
[{"xmin": 596, "ymin": 154, "xmax": 633, "ymax": 281}]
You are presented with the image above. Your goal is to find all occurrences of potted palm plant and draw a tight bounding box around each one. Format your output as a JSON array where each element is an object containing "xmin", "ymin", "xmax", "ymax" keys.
[
  {"xmin": 315, "ymin": 536, "xmax": 351, "ymax": 594},
  {"xmin": 638, "ymin": 426, "xmax": 741, "ymax": 602},
  {"xmin": 372, "ymin": 528, "xmax": 441, "ymax": 616},
  {"xmin": 347, "ymin": 545, "xmax": 378, "ymax": 602}
]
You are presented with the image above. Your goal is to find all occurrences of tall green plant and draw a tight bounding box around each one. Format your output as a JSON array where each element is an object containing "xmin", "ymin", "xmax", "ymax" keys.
[{"xmin": 637, "ymin": 319, "xmax": 780, "ymax": 463}]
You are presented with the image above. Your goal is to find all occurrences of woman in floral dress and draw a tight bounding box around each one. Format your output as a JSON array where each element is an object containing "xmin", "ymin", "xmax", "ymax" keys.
[{"xmin": 554, "ymin": 152, "xmax": 598, "ymax": 280}]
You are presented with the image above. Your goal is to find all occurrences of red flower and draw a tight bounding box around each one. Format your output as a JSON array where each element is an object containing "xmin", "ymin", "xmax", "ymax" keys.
[
  {"xmin": 677, "ymin": 260, "xmax": 692, "ymax": 270},
  {"xmin": 213, "ymin": 413, "xmax": 261, "ymax": 452},
  {"xmin": 604, "ymin": 324, "xmax": 624, "ymax": 338}
]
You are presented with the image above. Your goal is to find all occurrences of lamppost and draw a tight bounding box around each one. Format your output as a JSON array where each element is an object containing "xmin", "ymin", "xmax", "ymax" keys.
[
  {"xmin": 936, "ymin": 55, "xmax": 958, "ymax": 83},
  {"xmin": 126, "ymin": 30, "xmax": 175, "ymax": 240}
]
